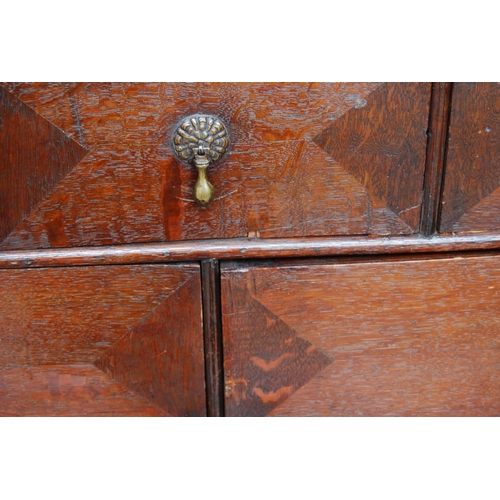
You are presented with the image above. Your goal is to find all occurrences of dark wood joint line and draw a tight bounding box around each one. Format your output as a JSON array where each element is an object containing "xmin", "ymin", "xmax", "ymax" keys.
[
  {"xmin": 420, "ymin": 82, "xmax": 453, "ymax": 237},
  {"xmin": 201, "ymin": 259, "xmax": 225, "ymax": 417}
]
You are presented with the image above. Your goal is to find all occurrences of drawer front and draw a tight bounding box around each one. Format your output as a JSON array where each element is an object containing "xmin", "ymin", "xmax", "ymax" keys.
[
  {"xmin": 440, "ymin": 82, "xmax": 500, "ymax": 233},
  {"xmin": 1, "ymin": 83, "xmax": 430, "ymax": 250},
  {"xmin": 221, "ymin": 255, "xmax": 500, "ymax": 416},
  {"xmin": 0, "ymin": 263, "xmax": 205, "ymax": 416}
]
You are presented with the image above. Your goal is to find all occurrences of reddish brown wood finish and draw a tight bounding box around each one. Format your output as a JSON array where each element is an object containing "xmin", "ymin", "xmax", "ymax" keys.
[
  {"xmin": 0, "ymin": 366, "xmax": 166, "ymax": 416},
  {"xmin": 314, "ymin": 82, "xmax": 430, "ymax": 230},
  {"xmin": 221, "ymin": 255, "xmax": 500, "ymax": 416},
  {"xmin": 94, "ymin": 275, "xmax": 205, "ymax": 416},
  {"xmin": 201, "ymin": 260, "xmax": 224, "ymax": 417},
  {"xmin": 3, "ymin": 81, "xmax": 499, "ymax": 419},
  {"xmin": 1, "ymin": 233, "xmax": 500, "ymax": 269},
  {"xmin": 441, "ymin": 83, "xmax": 500, "ymax": 232},
  {"xmin": 0, "ymin": 83, "xmax": 431, "ymax": 250},
  {"xmin": 0, "ymin": 86, "xmax": 88, "ymax": 243},
  {"xmin": 0, "ymin": 264, "xmax": 206, "ymax": 416},
  {"xmin": 420, "ymin": 83, "xmax": 452, "ymax": 236},
  {"xmin": 222, "ymin": 288, "xmax": 332, "ymax": 417}
]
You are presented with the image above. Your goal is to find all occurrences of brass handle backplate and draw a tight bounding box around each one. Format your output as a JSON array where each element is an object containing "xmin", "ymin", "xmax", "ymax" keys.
[{"xmin": 172, "ymin": 114, "xmax": 230, "ymax": 207}]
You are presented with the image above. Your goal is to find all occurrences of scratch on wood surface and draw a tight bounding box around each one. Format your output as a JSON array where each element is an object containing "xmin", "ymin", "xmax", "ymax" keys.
[
  {"xmin": 0, "ymin": 83, "xmax": 428, "ymax": 250},
  {"xmin": 214, "ymin": 189, "xmax": 238, "ymax": 201},
  {"xmin": 176, "ymin": 189, "xmax": 238, "ymax": 204},
  {"xmin": 65, "ymin": 83, "xmax": 87, "ymax": 148},
  {"xmin": 176, "ymin": 196, "xmax": 196, "ymax": 203},
  {"xmin": 398, "ymin": 205, "xmax": 420, "ymax": 215}
]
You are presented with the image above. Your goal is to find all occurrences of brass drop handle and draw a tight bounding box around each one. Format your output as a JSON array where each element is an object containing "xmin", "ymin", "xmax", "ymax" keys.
[
  {"xmin": 172, "ymin": 114, "xmax": 230, "ymax": 207},
  {"xmin": 192, "ymin": 148, "xmax": 215, "ymax": 206}
]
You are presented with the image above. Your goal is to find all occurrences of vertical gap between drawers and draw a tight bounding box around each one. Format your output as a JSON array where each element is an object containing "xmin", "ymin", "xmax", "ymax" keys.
[
  {"xmin": 420, "ymin": 82, "xmax": 453, "ymax": 236},
  {"xmin": 201, "ymin": 259, "xmax": 225, "ymax": 417}
]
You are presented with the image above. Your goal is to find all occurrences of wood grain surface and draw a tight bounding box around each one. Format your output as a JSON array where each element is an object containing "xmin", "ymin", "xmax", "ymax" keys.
[
  {"xmin": 420, "ymin": 83, "xmax": 452, "ymax": 236},
  {"xmin": 201, "ymin": 260, "xmax": 224, "ymax": 417},
  {"xmin": 222, "ymin": 255, "xmax": 500, "ymax": 416},
  {"xmin": 0, "ymin": 86, "xmax": 88, "ymax": 243},
  {"xmin": 314, "ymin": 82, "xmax": 430, "ymax": 230},
  {"xmin": 0, "ymin": 263, "xmax": 206, "ymax": 416},
  {"xmin": 441, "ymin": 82, "xmax": 500, "ymax": 232},
  {"xmin": 1, "ymin": 233, "xmax": 500, "ymax": 269},
  {"xmin": 1, "ymin": 83, "xmax": 431, "ymax": 250},
  {"xmin": 0, "ymin": 366, "xmax": 167, "ymax": 416}
]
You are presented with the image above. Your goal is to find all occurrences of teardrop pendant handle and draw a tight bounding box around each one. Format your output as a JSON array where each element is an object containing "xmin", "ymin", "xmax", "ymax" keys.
[
  {"xmin": 172, "ymin": 114, "xmax": 230, "ymax": 208},
  {"xmin": 192, "ymin": 150, "xmax": 216, "ymax": 207}
]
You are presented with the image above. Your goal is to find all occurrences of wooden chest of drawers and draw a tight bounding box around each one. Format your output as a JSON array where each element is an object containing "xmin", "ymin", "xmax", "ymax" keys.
[{"xmin": 1, "ymin": 82, "xmax": 500, "ymax": 416}]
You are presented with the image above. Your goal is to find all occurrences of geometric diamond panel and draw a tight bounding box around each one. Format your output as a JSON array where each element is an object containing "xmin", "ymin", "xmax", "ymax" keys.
[
  {"xmin": 0, "ymin": 85, "xmax": 88, "ymax": 242},
  {"xmin": 223, "ymin": 288, "xmax": 332, "ymax": 417},
  {"xmin": 314, "ymin": 82, "xmax": 429, "ymax": 230},
  {"xmin": 440, "ymin": 82, "xmax": 500, "ymax": 231},
  {"xmin": 95, "ymin": 277, "xmax": 206, "ymax": 417},
  {"xmin": 1, "ymin": 83, "xmax": 430, "ymax": 249}
]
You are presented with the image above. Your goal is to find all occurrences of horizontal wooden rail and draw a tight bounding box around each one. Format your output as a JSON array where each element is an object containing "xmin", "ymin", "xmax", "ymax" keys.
[{"xmin": 1, "ymin": 233, "xmax": 500, "ymax": 269}]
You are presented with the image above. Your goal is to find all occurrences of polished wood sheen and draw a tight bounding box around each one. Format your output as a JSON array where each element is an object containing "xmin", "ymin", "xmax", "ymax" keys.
[
  {"xmin": 0, "ymin": 83, "xmax": 431, "ymax": 250},
  {"xmin": 0, "ymin": 86, "xmax": 88, "ymax": 243},
  {"xmin": 1, "ymin": 233, "xmax": 500, "ymax": 269},
  {"xmin": 2, "ymin": 81, "xmax": 499, "ymax": 418},
  {"xmin": 441, "ymin": 83, "xmax": 500, "ymax": 232},
  {"xmin": 221, "ymin": 255, "xmax": 500, "ymax": 416},
  {"xmin": 201, "ymin": 260, "xmax": 224, "ymax": 417},
  {"xmin": 0, "ymin": 264, "xmax": 206, "ymax": 416},
  {"xmin": 420, "ymin": 83, "xmax": 452, "ymax": 236},
  {"xmin": 0, "ymin": 366, "xmax": 165, "ymax": 416},
  {"xmin": 314, "ymin": 83, "xmax": 429, "ymax": 230}
]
